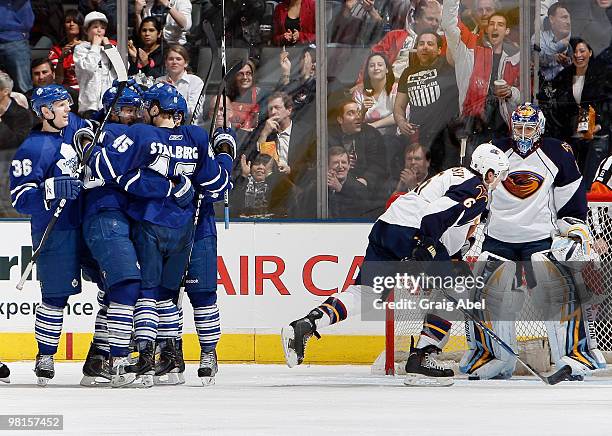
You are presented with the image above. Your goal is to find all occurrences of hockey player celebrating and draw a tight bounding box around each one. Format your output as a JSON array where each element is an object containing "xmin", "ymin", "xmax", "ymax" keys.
[
  {"xmin": 79, "ymin": 83, "xmax": 197, "ymax": 387},
  {"xmin": 80, "ymin": 83, "xmax": 234, "ymax": 387},
  {"xmin": 9, "ymin": 85, "xmax": 95, "ymax": 386},
  {"xmin": 282, "ymin": 143, "xmax": 510, "ymax": 386},
  {"xmin": 460, "ymin": 103, "xmax": 604, "ymax": 381}
]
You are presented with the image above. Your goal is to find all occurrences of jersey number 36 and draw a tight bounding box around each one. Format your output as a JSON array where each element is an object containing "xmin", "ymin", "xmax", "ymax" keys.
[{"xmin": 12, "ymin": 159, "xmax": 32, "ymax": 177}]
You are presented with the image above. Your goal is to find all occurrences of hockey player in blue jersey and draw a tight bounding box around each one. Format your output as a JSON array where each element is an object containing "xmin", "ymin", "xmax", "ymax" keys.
[
  {"xmin": 78, "ymin": 83, "xmax": 197, "ymax": 387},
  {"xmin": 9, "ymin": 85, "xmax": 94, "ymax": 386},
  {"xmin": 80, "ymin": 83, "xmax": 234, "ymax": 386},
  {"xmin": 460, "ymin": 103, "xmax": 605, "ymax": 382},
  {"xmin": 281, "ymin": 143, "xmax": 510, "ymax": 386}
]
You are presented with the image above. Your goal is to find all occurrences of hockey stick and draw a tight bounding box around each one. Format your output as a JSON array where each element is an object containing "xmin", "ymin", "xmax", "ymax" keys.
[
  {"xmin": 220, "ymin": 0, "xmax": 230, "ymax": 230},
  {"xmin": 189, "ymin": 22, "xmax": 219, "ymax": 125},
  {"xmin": 16, "ymin": 45, "xmax": 128, "ymax": 290},
  {"xmin": 439, "ymin": 288, "xmax": 571, "ymax": 385}
]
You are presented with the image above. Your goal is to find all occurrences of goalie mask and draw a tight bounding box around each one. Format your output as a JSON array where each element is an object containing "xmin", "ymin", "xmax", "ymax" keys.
[{"xmin": 511, "ymin": 103, "xmax": 545, "ymax": 155}]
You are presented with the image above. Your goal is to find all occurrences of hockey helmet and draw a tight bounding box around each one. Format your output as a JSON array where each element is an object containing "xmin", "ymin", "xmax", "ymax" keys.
[
  {"xmin": 470, "ymin": 143, "xmax": 510, "ymax": 188},
  {"xmin": 142, "ymin": 82, "xmax": 184, "ymax": 113},
  {"xmin": 511, "ymin": 103, "xmax": 545, "ymax": 155},
  {"xmin": 31, "ymin": 84, "xmax": 73, "ymax": 117},
  {"xmin": 102, "ymin": 85, "xmax": 143, "ymax": 113}
]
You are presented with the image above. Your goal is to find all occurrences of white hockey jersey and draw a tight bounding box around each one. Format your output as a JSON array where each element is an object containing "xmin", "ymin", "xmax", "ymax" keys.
[
  {"xmin": 486, "ymin": 137, "xmax": 587, "ymax": 243},
  {"xmin": 379, "ymin": 167, "xmax": 488, "ymax": 256}
]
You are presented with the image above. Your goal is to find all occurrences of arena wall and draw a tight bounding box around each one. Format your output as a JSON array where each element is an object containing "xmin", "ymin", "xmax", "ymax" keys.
[{"xmin": 0, "ymin": 221, "xmax": 385, "ymax": 363}]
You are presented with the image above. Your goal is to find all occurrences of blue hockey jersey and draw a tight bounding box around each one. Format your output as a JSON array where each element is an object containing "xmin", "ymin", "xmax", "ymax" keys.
[{"xmin": 10, "ymin": 113, "xmax": 93, "ymax": 234}]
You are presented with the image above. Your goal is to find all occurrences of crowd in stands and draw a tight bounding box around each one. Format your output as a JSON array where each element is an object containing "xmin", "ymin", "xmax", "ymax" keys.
[{"xmin": 1, "ymin": 0, "xmax": 612, "ymax": 220}]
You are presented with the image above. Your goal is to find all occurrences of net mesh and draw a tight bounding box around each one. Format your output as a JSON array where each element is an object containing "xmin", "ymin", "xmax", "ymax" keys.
[{"xmin": 382, "ymin": 199, "xmax": 612, "ymax": 373}]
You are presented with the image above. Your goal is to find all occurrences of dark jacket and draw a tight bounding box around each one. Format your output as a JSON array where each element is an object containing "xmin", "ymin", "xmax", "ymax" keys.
[
  {"xmin": 0, "ymin": 98, "xmax": 32, "ymax": 150},
  {"xmin": 545, "ymin": 60, "xmax": 612, "ymax": 141},
  {"xmin": 128, "ymin": 44, "xmax": 165, "ymax": 78},
  {"xmin": 0, "ymin": 0, "xmax": 34, "ymax": 42},
  {"xmin": 230, "ymin": 171, "xmax": 296, "ymax": 218}
]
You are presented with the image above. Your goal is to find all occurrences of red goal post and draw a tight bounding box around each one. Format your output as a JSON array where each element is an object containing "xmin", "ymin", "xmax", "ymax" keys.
[{"xmin": 376, "ymin": 192, "xmax": 612, "ymax": 375}]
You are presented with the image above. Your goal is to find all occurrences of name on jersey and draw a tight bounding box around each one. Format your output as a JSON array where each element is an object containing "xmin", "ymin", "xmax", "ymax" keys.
[{"xmin": 150, "ymin": 142, "xmax": 199, "ymax": 160}]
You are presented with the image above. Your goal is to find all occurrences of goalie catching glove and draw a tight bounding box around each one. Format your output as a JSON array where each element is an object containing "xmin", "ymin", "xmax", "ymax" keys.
[
  {"xmin": 212, "ymin": 127, "xmax": 236, "ymax": 160},
  {"xmin": 555, "ymin": 217, "xmax": 593, "ymax": 260}
]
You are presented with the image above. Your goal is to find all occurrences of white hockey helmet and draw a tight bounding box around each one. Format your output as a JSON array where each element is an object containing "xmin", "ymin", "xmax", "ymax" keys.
[{"xmin": 470, "ymin": 143, "xmax": 510, "ymax": 187}]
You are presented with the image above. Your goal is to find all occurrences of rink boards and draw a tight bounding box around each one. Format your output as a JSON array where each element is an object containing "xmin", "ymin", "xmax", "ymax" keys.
[{"xmin": 0, "ymin": 220, "xmax": 386, "ymax": 363}]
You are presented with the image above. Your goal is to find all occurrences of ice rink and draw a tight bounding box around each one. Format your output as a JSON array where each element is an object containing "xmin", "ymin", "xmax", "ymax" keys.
[{"xmin": 1, "ymin": 362, "xmax": 612, "ymax": 435}]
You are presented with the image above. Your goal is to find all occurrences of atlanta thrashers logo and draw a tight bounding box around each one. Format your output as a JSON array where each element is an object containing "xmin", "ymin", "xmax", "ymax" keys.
[{"xmin": 502, "ymin": 171, "xmax": 544, "ymax": 199}]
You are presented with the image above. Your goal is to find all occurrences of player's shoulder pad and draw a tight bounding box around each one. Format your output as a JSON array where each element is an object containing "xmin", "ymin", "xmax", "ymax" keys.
[
  {"xmin": 538, "ymin": 137, "xmax": 575, "ymax": 163},
  {"xmin": 446, "ymin": 171, "xmax": 488, "ymax": 209}
]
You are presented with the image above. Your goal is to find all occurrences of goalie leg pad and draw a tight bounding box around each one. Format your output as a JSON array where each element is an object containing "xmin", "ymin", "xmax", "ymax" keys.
[
  {"xmin": 459, "ymin": 251, "xmax": 519, "ymax": 378},
  {"xmin": 532, "ymin": 251, "xmax": 600, "ymax": 376}
]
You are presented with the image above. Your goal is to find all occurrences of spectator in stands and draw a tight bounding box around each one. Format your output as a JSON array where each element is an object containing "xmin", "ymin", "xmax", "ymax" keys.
[
  {"xmin": 546, "ymin": 37, "xmax": 612, "ymax": 186},
  {"xmin": 25, "ymin": 58, "xmax": 79, "ymax": 128},
  {"xmin": 536, "ymin": 2, "xmax": 573, "ymax": 82},
  {"xmin": 0, "ymin": 1, "xmax": 34, "ymax": 93},
  {"xmin": 74, "ymin": 11, "xmax": 117, "ymax": 116},
  {"xmin": 255, "ymin": 91, "xmax": 315, "ymax": 185},
  {"xmin": 443, "ymin": 0, "xmax": 520, "ymax": 150},
  {"xmin": 49, "ymin": 9, "xmax": 84, "ymax": 91},
  {"xmin": 353, "ymin": 53, "xmax": 398, "ymax": 137},
  {"xmin": 568, "ymin": 0, "xmax": 612, "ymax": 57},
  {"xmin": 231, "ymin": 153, "xmax": 295, "ymax": 218},
  {"xmin": 329, "ymin": 0, "xmax": 383, "ymax": 46},
  {"xmin": 328, "ymin": 98, "xmax": 387, "ymax": 210},
  {"xmin": 0, "ymin": 71, "xmax": 32, "ymax": 218},
  {"xmin": 277, "ymin": 45, "xmax": 316, "ymax": 124},
  {"xmin": 30, "ymin": 0, "xmax": 64, "ymax": 48},
  {"xmin": 128, "ymin": 16, "xmax": 164, "ymax": 79},
  {"xmin": 355, "ymin": 0, "xmax": 443, "ymax": 84},
  {"xmin": 272, "ymin": 0, "xmax": 316, "ymax": 46},
  {"xmin": 137, "ymin": 0, "xmax": 192, "ymax": 46},
  {"xmin": 326, "ymin": 146, "xmax": 370, "ymax": 218},
  {"xmin": 394, "ymin": 31, "xmax": 460, "ymax": 173},
  {"xmin": 390, "ymin": 142, "xmax": 432, "ymax": 194},
  {"xmin": 156, "ymin": 44, "xmax": 203, "ymax": 121},
  {"xmin": 227, "ymin": 60, "xmax": 262, "ymax": 132}
]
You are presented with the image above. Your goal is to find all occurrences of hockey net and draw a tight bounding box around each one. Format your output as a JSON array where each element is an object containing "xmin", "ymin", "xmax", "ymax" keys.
[{"xmin": 373, "ymin": 193, "xmax": 612, "ymax": 375}]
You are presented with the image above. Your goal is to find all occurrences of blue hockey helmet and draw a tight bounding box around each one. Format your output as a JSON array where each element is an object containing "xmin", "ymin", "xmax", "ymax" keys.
[
  {"xmin": 142, "ymin": 82, "xmax": 183, "ymax": 113},
  {"xmin": 511, "ymin": 103, "xmax": 545, "ymax": 155},
  {"xmin": 102, "ymin": 84, "xmax": 143, "ymax": 113},
  {"xmin": 31, "ymin": 84, "xmax": 73, "ymax": 117}
]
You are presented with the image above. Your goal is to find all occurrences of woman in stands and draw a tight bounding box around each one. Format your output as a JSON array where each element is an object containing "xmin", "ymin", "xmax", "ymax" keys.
[
  {"xmin": 128, "ymin": 16, "xmax": 165, "ymax": 80},
  {"xmin": 155, "ymin": 44, "xmax": 203, "ymax": 121},
  {"xmin": 48, "ymin": 9, "xmax": 84, "ymax": 91},
  {"xmin": 545, "ymin": 37, "xmax": 612, "ymax": 186},
  {"xmin": 227, "ymin": 60, "xmax": 262, "ymax": 132},
  {"xmin": 352, "ymin": 52, "xmax": 399, "ymax": 137},
  {"xmin": 272, "ymin": 0, "xmax": 316, "ymax": 46}
]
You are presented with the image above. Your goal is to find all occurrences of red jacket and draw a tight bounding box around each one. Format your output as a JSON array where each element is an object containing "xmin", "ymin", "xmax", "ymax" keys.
[{"xmin": 272, "ymin": 0, "xmax": 316, "ymax": 46}]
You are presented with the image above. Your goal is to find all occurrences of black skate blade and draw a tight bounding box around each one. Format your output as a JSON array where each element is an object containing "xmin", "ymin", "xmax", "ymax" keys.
[{"xmin": 545, "ymin": 365, "xmax": 572, "ymax": 385}]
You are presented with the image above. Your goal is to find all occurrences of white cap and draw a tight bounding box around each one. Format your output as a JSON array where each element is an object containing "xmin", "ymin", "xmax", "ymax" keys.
[{"xmin": 84, "ymin": 11, "xmax": 108, "ymax": 30}]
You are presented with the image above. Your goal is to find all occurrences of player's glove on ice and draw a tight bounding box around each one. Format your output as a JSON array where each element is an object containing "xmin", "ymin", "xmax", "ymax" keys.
[
  {"xmin": 212, "ymin": 127, "xmax": 236, "ymax": 160},
  {"xmin": 171, "ymin": 174, "xmax": 195, "ymax": 208},
  {"xmin": 41, "ymin": 176, "xmax": 83, "ymax": 201}
]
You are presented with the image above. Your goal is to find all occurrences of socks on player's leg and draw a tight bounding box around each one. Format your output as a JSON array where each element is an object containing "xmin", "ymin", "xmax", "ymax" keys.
[
  {"xmin": 35, "ymin": 301, "xmax": 66, "ymax": 356},
  {"xmin": 194, "ymin": 304, "xmax": 221, "ymax": 351},
  {"xmin": 416, "ymin": 313, "xmax": 452, "ymax": 349},
  {"xmin": 107, "ymin": 280, "xmax": 140, "ymax": 358},
  {"xmin": 157, "ymin": 299, "xmax": 180, "ymax": 340},
  {"xmin": 134, "ymin": 289, "xmax": 158, "ymax": 344}
]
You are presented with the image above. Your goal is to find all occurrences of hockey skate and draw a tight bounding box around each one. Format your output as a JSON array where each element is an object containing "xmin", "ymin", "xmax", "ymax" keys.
[
  {"xmin": 176, "ymin": 338, "xmax": 186, "ymax": 384},
  {"xmin": 110, "ymin": 356, "xmax": 137, "ymax": 388},
  {"xmin": 125, "ymin": 341, "xmax": 155, "ymax": 388},
  {"xmin": 0, "ymin": 361, "xmax": 10, "ymax": 383},
  {"xmin": 404, "ymin": 339, "xmax": 454, "ymax": 387},
  {"xmin": 281, "ymin": 309, "xmax": 322, "ymax": 368},
  {"xmin": 154, "ymin": 338, "xmax": 182, "ymax": 385},
  {"xmin": 34, "ymin": 354, "xmax": 55, "ymax": 387},
  {"xmin": 198, "ymin": 350, "xmax": 218, "ymax": 386},
  {"xmin": 80, "ymin": 343, "xmax": 111, "ymax": 387}
]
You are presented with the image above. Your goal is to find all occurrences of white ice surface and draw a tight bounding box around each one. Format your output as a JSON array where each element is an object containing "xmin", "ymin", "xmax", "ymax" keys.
[{"xmin": 1, "ymin": 362, "xmax": 612, "ymax": 435}]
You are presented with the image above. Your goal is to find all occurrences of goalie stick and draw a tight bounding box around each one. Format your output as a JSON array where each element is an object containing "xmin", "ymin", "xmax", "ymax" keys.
[
  {"xmin": 439, "ymin": 288, "xmax": 572, "ymax": 385},
  {"xmin": 16, "ymin": 44, "xmax": 128, "ymax": 291}
]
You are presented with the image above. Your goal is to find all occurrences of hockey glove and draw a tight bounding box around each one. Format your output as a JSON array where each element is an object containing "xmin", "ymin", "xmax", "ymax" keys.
[
  {"xmin": 74, "ymin": 127, "xmax": 96, "ymax": 164},
  {"xmin": 556, "ymin": 217, "xmax": 592, "ymax": 257},
  {"xmin": 212, "ymin": 127, "xmax": 237, "ymax": 160},
  {"xmin": 412, "ymin": 237, "xmax": 437, "ymax": 261},
  {"xmin": 41, "ymin": 176, "xmax": 83, "ymax": 201},
  {"xmin": 171, "ymin": 174, "xmax": 195, "ymax": 208}
]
